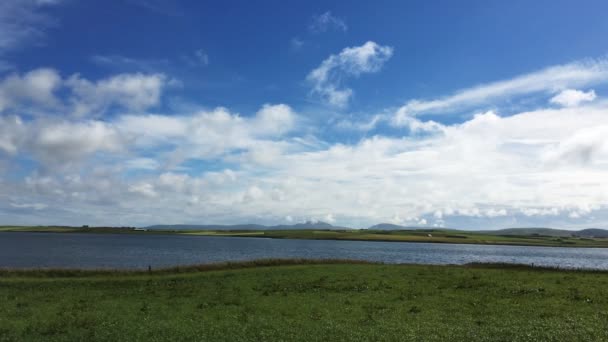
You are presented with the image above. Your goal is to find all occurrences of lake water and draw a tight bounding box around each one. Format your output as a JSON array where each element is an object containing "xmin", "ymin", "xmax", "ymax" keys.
[{"xmin": 2, "ymin": 232, "xmax": 608, "ymax": 270}]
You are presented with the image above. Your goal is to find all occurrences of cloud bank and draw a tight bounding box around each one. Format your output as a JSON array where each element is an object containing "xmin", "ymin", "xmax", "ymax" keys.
[{"xmin": 2, "ymin": 52, "xmax": 608, "ymax": 228}]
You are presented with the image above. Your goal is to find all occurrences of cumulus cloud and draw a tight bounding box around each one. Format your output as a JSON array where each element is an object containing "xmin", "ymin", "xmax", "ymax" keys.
[
  {"xmin": 0, "ymin": 68, "xmax": 172, "ymax": 117},
  {"xmin": 116, "ymin": 104, "xmax": 298, "ymax": 163},
  {"xmin": 5, "ymin": 99, "xmax": 608, "ymax": 227},
  {"xmin": 309, "ymin": 11, "xmax": 347, "ymax": 33},
  {"xmin": 4, "ymin": 61, "xmax": 608, "ymax": 228},
  {"xmin": 542, "ymin": 125, "xmax": 608, "ymax": 165},
  {"xmin": 307, "ymin": 41, "xmax": 393, "ymax": 108},
  {"xmin": 66, "ymin": 72, "xmax": 166, "ymax": 117},
  {"xmin": 393, "ymin": 58, "xmax": 608, "ymax": 124},
  {"xmin": 252, "ymin": 104, "xmax": 297, "ymax": 135},
  {"xmin": 0, "ymin": 117, "xmax": 125, "ymax": 167},
  {"xmin": 0, "ymin": 68, "xmax": 168, "ymax": 117},
  {"xmin": 29, "ymin": 120, "xmax": 124, "ymax": 164},
  {"xmin": 0, "ymin": 68, "xmax": 62, "ymax": 112},
  {"xmin": 128, "ymin": 182, "xmax": 157, "ymax": 198},
  {"xmin": 550, "ymin": 89, "xmax": 596, "ymax": 107},
  {"xmin": 0, "ymin": 101, "xmax": 300, "ymax": 173},
  {"xmin": 0, "ymin": 115, "xmax": 26, "ymax": 154}
]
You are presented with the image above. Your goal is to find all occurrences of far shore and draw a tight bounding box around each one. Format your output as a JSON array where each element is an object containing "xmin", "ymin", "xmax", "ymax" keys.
[{"xmin": 3, "ymin": 225, "xmax": 608, "ymax": 248}]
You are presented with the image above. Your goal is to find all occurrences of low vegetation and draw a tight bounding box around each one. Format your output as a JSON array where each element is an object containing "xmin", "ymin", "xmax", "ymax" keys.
[
  {"xmin": 1, "ymin": 260, "xmax": 607, "ymax": 341},
  {"xmin": 188, "ymin": 229, "xmax": 608, "ymax": 247}
]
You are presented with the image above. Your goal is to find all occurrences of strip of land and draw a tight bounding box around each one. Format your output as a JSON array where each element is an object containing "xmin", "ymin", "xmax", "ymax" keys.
[
  {"xmin": 1, "ymin": 260, "xmax": 607, "ymax": 341},
  {"xmin": 2, "ymin": 225, "xmax": 608, "ymax": 247}
]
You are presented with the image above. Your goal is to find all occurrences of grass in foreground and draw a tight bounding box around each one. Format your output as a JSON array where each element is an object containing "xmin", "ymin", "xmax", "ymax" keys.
[{"xmin": 2, "ymin": 260, "xmax": 608, "ymax": 341}]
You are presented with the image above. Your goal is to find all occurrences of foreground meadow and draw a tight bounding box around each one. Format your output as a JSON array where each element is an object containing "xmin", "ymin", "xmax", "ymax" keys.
[{"xmin": 1, "ymin": 260, "xmax": 608, "ymax": 341}]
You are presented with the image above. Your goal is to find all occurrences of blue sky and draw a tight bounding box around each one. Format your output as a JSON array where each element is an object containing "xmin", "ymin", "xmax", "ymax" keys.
[{"xmin": 1, "ymin": 0, "xmax": 608, "ymax": 229}]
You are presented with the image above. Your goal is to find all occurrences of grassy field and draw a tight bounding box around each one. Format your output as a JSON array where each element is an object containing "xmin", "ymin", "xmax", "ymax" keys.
[
  {"xmin": 3, "ymin": 225, "xmax": 608, "ymax": 247},
  {"xmin": 183, "ymin": 228, "xmax": 608, "ymax": 247},
  {"xmin": 1, "ymin": 260, "xmax": 608, "ymax": 341}
]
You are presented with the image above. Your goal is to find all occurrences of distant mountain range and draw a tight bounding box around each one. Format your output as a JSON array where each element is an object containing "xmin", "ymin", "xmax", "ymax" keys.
[
  {"xmin": 368, "ymin": 223, "xmax": 439, "ymax": 230},
  {"xmin": 145, "ymin": 222, "xmax": 608, "ymax": 238}
]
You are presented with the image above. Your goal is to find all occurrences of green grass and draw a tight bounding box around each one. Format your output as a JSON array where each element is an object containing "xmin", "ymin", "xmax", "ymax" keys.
[
  {"xmin": 184, "ymin": 228, "xmax": 608, "ymax": 247},
  {"xmin": 3, "ymin": 226, "xmax": 608, "ymax": 247},
  {"xmin": 2, "ymin": 260, "xmax": 608, "ymax": 341}
]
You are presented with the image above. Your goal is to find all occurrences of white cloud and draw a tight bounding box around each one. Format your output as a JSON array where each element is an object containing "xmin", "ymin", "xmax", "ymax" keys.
[
  {"xmin": 0, "ymin": 68, "xmax": 168, "ymax": 118},
  {"xmin": 29, "ymin": 120, "xmax": 124, "ymax": 164},
  {"xmin": 0, "ymin": 115, "xmax": 25, "ymax": 154},
  {"xmin": 0, "ymin": 0, "xmax": 62, "ymax": 56},
  {"xmin": 180, "ymin": 49, "xmax": 210, "ymax": 67},
  {"xmin": 323, "ymin": 213, "xmax": 336, "ymax": 223},
  {"xmin": 290, "ymin": 37, "xmax": 304, "ymax": 50},
  {"xmin": 253, "ymin": 104, "xmax": 297, "ymax": 135},
  {"xmin": 227, "ymin": 103, "xmax": 608, "ymax": 227},
  {"xmin": 521, "ymin": 208, "xmax": 559, "ymax": 217},
  {"xmin": 0, "ymin": 68, "xmax": 62, "ymax": 112},
  {"xmin": 243, "ymin": 186, "xmax": 264, "ymax": 202},
  {"xmin": 5, "ymin": 62, "xmax": 608, "ymax": 228},
  {"xmin": 307, "ymin": 41, "xmax": 393, "ymax": 108},
  {"xmin": 194, "ymin": 49, "xmax": 209, "ymax": 66},
  {"xmin": 115, "ymin": 104, "xmax": 299, "ymax": 165},
  {"xmin": 128, "ymin": 182, "xmax": 157, "ymax": 198},
  {"xmin": 393, "ymin": 58, "xmax": 608, "ymax": 123},
  {"xmin": 5, "ymin": 98, "xmax": 608, "ymax": 227},
  {"xmin": 0, "ymin": 99, "xmax": 301, "ymax": 176},
  {"xmin": 10, "ymin": 202, "xmax": 47, "ymax": 210},
  {"xmin": 0, "ymin": 115, "xmax": 124, "ymax": 165},
  {"xmin": 91, "ymin": 54, "xmax": 170, "ymax": 72},
  {"xmin": 117, "ymin": 114, "xmax": 187, "ymax": 142},
  {"xmin": 309, "ymin": 11, "xmax": 347, "ymax": 33},
  {"xmin": 125, "ymin": 158, "xmax": 160, "ymax": 170},
  {"xmin": 542, "ymin": 125, "xmax": 608, "ymax": 165},
  {"xmin": 336, "ymin": 114, "xmax": 384, "ymax": 132},
  {"xmin": 67, "ymin": 72, "xmax": 166, "ymax": 117},
  {"xmin": 550, "ymin": 89, "xmax": 596, "ymax": 107}
]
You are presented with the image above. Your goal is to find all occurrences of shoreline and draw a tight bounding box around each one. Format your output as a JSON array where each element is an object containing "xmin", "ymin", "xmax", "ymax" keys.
[
  {"xmin": 1, "ymin": 259, "xmax": 608, "ymax": 277},
  {"xmin": 3, "ymin": 227, "xmax": 608, "ymax": 248}
]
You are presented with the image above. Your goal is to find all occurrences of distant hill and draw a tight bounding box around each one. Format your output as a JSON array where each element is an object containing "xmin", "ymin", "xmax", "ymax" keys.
[
  {"xmin": 145, "ymin": 224, "xmax": 267, "ymax": 230},
  {"xmin": 145, "ymin": 221, "xmax": 351, "ymax": 231},
  {"xmin": 369, "ymin": 223, "xmax": 404, "ymax": 230},
  {"xmin": 483, "ymin": 227, "xmax": 608, "ymax": 238},
  {"xmin": 574, "ymin": 229, "xmax": 608, "ymax": 238},
  {"xmin": 367, "ymin": 223, "xmax": 427, "ymax": 230},
  {"xmin": 485, "ymin": 228, "xmax": 574, "ymax": 237}
]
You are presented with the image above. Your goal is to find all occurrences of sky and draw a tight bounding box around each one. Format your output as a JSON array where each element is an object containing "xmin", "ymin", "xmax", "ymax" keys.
[{"xmin": 1, "ymin": 0, "xmax": 608, "ymax": 229}]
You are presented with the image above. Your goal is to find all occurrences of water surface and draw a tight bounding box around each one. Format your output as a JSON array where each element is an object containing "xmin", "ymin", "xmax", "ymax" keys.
[{"xmin": 1, "ymin": 232, "xmax": 608, "ymax": 270}]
